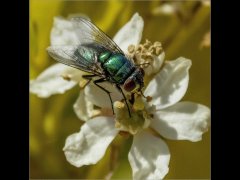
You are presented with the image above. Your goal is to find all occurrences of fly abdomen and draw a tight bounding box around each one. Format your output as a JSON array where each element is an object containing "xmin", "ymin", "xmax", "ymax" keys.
[
  {"xmin": 113, "ymin": 60, "xmax": 134, "ymax": 83},
  {"xmin": 100, "ymin": 53, "xmax": 135, "ymax": 83}
]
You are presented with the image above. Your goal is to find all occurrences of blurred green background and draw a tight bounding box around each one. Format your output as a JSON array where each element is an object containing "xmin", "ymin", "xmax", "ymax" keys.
[{"xmin": 30, "ymin": 0, "xmax": 210, "ymax": 179}]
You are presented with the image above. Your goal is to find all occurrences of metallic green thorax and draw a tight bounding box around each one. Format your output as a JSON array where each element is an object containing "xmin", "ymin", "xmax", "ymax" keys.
[
  {"xmin": 99, "ymin": 51, "xmax": 111, "ymax": 63},
  {"xmin": 100, "ymin": 52, "xmax": 135, "ymax": 83}
]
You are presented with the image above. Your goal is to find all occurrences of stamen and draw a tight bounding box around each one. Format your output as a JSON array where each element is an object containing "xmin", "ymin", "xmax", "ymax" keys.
[
  {"xmin": 61, "ymin": 74, "xmax": 71, "ymax": 81},
  {"xmin": 127, "ymin": 39, "xmax": 164, "ymax": 76},
  {"xmin": 146, "ymin": 96, "xmax": 152, "ymax": 102},
  {"xmin": 128, "ymin": 45, "xmax": 135, "ymax": 54},
  {"xmin": 114, "ymin": 100, "xmax": 151, "ymax": 135}
]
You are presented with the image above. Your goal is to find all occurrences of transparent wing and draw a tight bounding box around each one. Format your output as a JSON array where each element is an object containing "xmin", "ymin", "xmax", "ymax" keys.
[
  {"xmin": 71, "ymin": 17, "xmax": 125, "ymax": 54},
  {"xmin": 47, "ymin": 45, "xmax": 104, "ymax": 76}
]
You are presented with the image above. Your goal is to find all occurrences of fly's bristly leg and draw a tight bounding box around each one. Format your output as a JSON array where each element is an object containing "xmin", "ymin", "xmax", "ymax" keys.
[
  {"xmin": 94, "ymin": 78, "xmax": 115, "ymax": 115},
  {"xmin": 82, "ymin": 75, "xmax": 115, "ymax": 115},
  {"xmin": 82, "ymin": 74, "xmax": 98, "ymax": 87},
  {"xmin": 116, "ymin": 85, "xmax": 131, "ymax": 118},
  {"xmin": 140, "ymin": 90, "xmax": 146, "ymax": 98}
]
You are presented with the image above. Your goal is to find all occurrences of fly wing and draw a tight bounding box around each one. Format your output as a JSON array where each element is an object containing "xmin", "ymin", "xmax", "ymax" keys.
[
  {"xmin": 47, "ymin": 18, "xmax": 133, "ymax": 76},
  {"xmin": 71, "ymin": 17, "xmax": 125, "ymax": 55},
  {"xmin": 47, "ymin": 45, "xmax": 104, "ymax": 76}
]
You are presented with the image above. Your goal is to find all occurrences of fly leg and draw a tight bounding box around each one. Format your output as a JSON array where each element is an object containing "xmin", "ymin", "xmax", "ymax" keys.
[
  {"xmin": 116, "ymin": 85, "xmax": 131, "ymax": 118},
  {"xmin": 82, "ymin": 74, "xmax": 97, "ymax": 88},
  {"xmin": 94, "ymin": 78, "xmax": 115, "ymax": 115},
  {"xmin": 82, "ymin": 75, "xmax": 115, "ymax": 115}
]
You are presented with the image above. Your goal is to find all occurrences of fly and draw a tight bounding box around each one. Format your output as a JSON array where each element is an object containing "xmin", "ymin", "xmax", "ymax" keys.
[{"xmin": 47, "ymin": 17, "xmax": 145, "ymax": 117}]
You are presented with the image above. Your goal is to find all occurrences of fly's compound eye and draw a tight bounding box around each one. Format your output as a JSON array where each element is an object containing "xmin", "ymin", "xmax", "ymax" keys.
[{"xmin": 123, "ymin": 79, "xmax": 137, "ymax": 92}]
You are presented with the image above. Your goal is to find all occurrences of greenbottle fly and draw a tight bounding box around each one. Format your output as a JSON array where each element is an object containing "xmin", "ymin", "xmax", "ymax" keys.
[{"xmin": 47, "ymin": 17, "xmax": 145, "ymax": 116}]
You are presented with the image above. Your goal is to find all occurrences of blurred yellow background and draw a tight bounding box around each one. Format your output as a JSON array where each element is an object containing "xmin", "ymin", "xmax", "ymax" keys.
[{"xmin": 30, "ymin": 0, "xmax": 210, "ymax": 179}]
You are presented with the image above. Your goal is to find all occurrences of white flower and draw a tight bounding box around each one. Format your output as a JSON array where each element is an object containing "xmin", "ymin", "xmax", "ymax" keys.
[
  {"xmin": 30, "ymin": 13, "xmax": 210, "ymax": 180},
  {"xmin": 66, "ymin": 57, "xmax": 210, "ymax": 180}
]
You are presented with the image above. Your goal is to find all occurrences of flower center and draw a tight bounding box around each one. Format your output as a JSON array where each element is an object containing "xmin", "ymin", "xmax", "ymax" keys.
[
  {"xmin": 114, "ymin": 95, "xmax": 152, "ymax": 135},
  {"xmin": 127, "ymin": 39, "xmax": 163, "ymax": 69}
]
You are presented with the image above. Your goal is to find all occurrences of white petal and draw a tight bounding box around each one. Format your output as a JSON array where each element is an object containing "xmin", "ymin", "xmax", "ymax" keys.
[
  {"xmin": 128, "ymin": 131, "xmax": 170, "ymax": 180},
  {"xmin": 63, "ymin": 116, "xmax": 118, "ymax": 167},
  {"xmin": 51, "ymin": 17, "xmax": 79, "ymax": 46},
  {"xmin": 144, "ymin": 57, "xmax": 192, "ymax": 109},
  {"xmin": 113, "ymin": 13, "xmax": 144, "ymax": 53},
  {"xmin": 84, "ymin": 82, "xmax": 122, "ymax": 108},
  {"xmin": 73, "ymin": 91, "xmax": 94, "ymax": 122},
  {"xmin": 151, "ymin": 101, "xmax": 210, "ymax": 142},
  {"xmin": 30, "ymin": 63, "xmax": 76, "ymax": 98}
]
